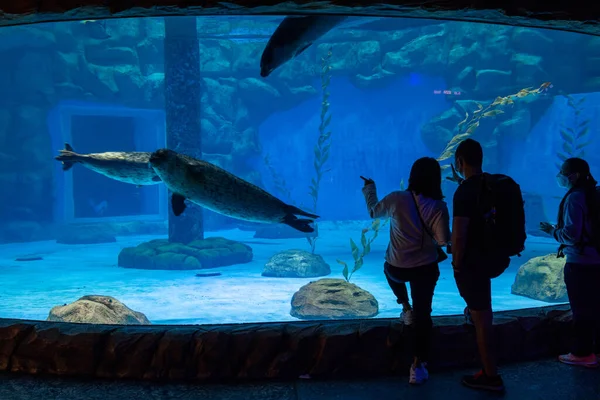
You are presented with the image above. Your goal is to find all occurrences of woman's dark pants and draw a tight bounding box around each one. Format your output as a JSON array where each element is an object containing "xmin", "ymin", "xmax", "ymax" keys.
[
  {"xmin": 564, "ymin": 262, "xmax": 600, "ymax": 356},
  {"xmin": 384, "ymin": 261, "xmax": 440, "ymax": 361}
]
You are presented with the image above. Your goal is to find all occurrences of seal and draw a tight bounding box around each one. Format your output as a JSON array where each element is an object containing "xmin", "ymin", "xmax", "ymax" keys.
[
  {"xmin": 149, "ymin": 148, "xmax": 319, "ymax": 233},
  {"xmin": 259, "ymin": 17, "xmax": 447, "ymax": 78},
  {"xmin": 260, "ymin": 15, "xmax": 347, "ymax": 77},
  {"xmin": 55, "ymin": 143, "xmax": 162, "ymax": 186}
]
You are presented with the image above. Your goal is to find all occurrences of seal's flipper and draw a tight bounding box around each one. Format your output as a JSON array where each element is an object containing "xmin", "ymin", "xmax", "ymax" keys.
[
  {"xmin": 152, "ymin": 175, "xmax": 162, "ymax": 182},
  {"xmin": 283, "ymin": 204, "xmax": 319, "ymax": 220},
  {"xmin": 55, "ymin": 143, "xmax": 80, "ymax": 171},
  {"xmin": 282, "ymin": 214, "xmax": 315, "ymax": 233},
  {"xmin": 61, "ymin": 161, "xmax": 74, "ymax": 171},
  {"xmin": 171, "ymin": 193, "xmax": 187, "ymax": 216}
]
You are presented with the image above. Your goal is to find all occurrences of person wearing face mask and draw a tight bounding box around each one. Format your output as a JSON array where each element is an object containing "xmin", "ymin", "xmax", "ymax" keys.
[
  {"xmin": 448, "ymin": 138, "xmax": 526, "ymax": 393},
  {"xmin": 540, "ymin": 157, "xmax": 600, "ymax": 368}
]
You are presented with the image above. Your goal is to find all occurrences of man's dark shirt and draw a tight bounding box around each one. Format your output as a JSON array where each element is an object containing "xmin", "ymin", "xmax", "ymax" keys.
[{"xmin": 453, "ymin": 173, "xmax": 486, "ymax": 263}]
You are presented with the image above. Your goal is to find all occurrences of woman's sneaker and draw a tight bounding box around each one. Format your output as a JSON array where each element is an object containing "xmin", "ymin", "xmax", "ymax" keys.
[
  {"xmin": 400, "ymin": 309, "xmax": 414, "ymax": 325},
  {"xmin": 558, "ymin": 353, "xmax": 599, "ymax": 368},
  {"xmin": 409, "ymin": 363, "xmax": 429, "ymax": 385}
]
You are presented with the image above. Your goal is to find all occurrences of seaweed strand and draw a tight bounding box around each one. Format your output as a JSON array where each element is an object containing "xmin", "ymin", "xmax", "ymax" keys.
[
  {"xmin": 337, "ymin": 219, "xmax": 387, "ymax": 282},
  {"xmin": 556, "ymin": 94, "xmax": 591, "ymax": 169},
  {"xmin": 436, "ymin": 81, "xmax": 552, "ymax": 168},
  {"xmin": 306, "ymin": 47, "xmax": 334, "ymax": 254}
]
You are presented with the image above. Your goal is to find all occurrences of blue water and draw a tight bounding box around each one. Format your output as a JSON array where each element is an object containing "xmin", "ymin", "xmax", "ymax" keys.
[{"xmin": 0, "ymin": 16, "xmax": 595, "ymax": 325}]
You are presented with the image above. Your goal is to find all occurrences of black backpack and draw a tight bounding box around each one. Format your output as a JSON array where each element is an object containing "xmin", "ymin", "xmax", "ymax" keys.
[{"xmin": 478, "ymin": 173, "xmax": 527, "ymax": 277}]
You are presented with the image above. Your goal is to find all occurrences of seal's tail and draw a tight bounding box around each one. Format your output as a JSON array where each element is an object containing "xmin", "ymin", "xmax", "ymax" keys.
[
  {"xmin": 55, "ymin": 143, "xmax": 81, "ymax": 171},
  {"xmin": 282, "ymin": 205, "xmax": 319, "ymax": 233},
  {"xmin": 284, "ymin": 204, "xmax": 319, "ymax": 220}
]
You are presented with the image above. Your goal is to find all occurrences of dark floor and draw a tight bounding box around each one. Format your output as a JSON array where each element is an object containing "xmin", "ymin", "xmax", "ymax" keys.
[{"xmin": 0, "ymin": 358, "xmax": 598, "ymax": 400}]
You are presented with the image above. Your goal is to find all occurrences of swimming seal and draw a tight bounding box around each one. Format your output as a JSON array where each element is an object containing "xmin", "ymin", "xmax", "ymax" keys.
[
  {"xmin": 260, "ymin": 15, "xmax": 347, "ymax": 78},
  {"xmin": 55, "ymin": 143, "xmax": 162, "ymax": 186},
  {"xmin": 149, "ymin": 148, "xmax": 319, "ymax": 233}
]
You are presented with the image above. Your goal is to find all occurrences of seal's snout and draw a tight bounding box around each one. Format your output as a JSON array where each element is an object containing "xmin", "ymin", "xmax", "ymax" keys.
[
  {"xmin": 259, "ymin": 53, "xmax": 274, "ymax": 78},
  {"xmin": 259, "ymin": 66, "xmax": 271, "ymax": 78},
  {"xmin": 149, "ymin": 148, "xmax": 171, "ymax": 166}
]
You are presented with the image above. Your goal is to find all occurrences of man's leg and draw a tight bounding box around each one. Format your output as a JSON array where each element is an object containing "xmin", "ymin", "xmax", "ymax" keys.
[
  {"xmin": 470, "ymin": 307, "xmax": 496, "ymax": 376},
  {"xmin": 454, "ymin": 269, "xmax": 504, "ymax": 392}
]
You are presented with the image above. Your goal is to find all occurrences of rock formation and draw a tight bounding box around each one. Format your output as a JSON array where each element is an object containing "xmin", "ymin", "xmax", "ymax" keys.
[
  {"xmin": 118, "ymin": 237, "xmax": 253, "ymax": 270},
  {"xmin": 290, "ymin": 278, "xmax": 379, "ymax": 319},
  {"xmin": 511, "ymin": 254, "xmax": 567, "ymax": 303},
  {"xmin": 47, "ymin": 295, "xmax": 151, "ymax": 324},
  {"xmin": 263, "ymin": 249, "xmax": 331, "ymax": 278}
]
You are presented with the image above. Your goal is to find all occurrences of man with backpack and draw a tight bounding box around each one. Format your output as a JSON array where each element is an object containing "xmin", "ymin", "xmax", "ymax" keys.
[{"xmin": 448, "ymin": 138, "xmax": 526, "ymax": 393}]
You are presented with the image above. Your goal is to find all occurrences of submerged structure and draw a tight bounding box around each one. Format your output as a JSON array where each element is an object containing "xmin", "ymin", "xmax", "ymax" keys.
[{"xmin": 0, "ymin": 0, "xmax": 597, "ymax": 381}]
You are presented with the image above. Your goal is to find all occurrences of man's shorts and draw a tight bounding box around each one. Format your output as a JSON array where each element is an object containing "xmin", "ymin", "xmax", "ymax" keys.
[
  {"xmin": 453, "ymin": 257, "xmax": 509, "ymax": 311},
  {"xmin": 454, "ymin": 269, "xmax": 492, "ymax": 311}
]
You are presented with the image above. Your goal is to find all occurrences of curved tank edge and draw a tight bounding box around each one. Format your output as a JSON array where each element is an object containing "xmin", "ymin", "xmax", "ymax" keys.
[{"xmin": 0, "ymin": 1, "xmax": 599, "ymax": 37}]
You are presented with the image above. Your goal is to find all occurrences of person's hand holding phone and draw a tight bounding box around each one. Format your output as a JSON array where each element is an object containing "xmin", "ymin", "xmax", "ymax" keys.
[
  {"xmin": 540, "ymin": 222, "xmax": 555, "ymax": 235},
  {"xmin": 360, "ymin": 176, "xmax": 374, "ymax": 187}
]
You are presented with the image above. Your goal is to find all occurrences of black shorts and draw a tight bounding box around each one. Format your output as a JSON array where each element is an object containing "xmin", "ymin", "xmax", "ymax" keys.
[
  {"xmin": 454, "ymin": 269, "xmax": 491, "ymax": 311},
  {"xmin": 454, "ymin": 256, "xmax": 510, "ymax": 311}
]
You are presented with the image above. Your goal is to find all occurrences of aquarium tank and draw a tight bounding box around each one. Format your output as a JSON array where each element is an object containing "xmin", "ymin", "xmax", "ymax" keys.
[{"xmin": 0, "ymin": 16, "xmax": 594, "ymax": 326}]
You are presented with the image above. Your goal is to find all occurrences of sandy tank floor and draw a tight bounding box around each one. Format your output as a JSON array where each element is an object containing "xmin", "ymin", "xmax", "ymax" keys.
[{"xmin": 0, "ymin": 221, "xmax": 558, "ymax": 324}]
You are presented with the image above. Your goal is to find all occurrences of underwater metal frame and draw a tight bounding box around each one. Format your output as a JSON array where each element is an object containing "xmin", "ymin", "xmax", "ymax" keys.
[{"xmin": 48, "ymin": 101, "xmax": 169, "ymax": 224}]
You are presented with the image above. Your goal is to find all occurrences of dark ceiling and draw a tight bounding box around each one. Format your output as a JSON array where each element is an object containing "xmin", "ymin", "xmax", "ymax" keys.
[{"xmin": 0, "ymin": 0, "xmax": 599, "ymax": 36}]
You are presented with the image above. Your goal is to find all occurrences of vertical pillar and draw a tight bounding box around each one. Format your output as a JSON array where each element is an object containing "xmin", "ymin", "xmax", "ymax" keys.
[{"xmin": 164, "ymin": 16, "xmax": 204, "ymax": 243}]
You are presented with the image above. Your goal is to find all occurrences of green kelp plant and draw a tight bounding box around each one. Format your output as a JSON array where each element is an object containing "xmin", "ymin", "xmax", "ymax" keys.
[
  {"xmin": 436, "ymin": 82, "xmax": 552, "ymax": 168},
  {"xmin": 331, "ymin": 174, "xmax": 397, "ymax": 283},
  {"xmin": 306, "ymin": 47, "xmax": 334, "ymax": 254},
  {"xmin": 556, "ymin": 95, "xmax": 591, "ymax": 170},
  {"xmin": 336, "ymin": 219, "xmax": 386, "ymax": 283}
]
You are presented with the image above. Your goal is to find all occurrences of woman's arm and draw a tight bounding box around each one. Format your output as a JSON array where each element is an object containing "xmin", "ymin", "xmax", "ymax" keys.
[
  {"xmin": 361, "ymin": 183, "xmax": 396, "ymax": 219},
  {"xmin": 553, "ymin": 192, "xmax": 586, "ymax": 245}
]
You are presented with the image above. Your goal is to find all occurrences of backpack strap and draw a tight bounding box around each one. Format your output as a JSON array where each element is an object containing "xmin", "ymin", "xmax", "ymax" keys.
[{"xmin": 474, "ymin": 173, "xmax": 490, "ymax": 213}]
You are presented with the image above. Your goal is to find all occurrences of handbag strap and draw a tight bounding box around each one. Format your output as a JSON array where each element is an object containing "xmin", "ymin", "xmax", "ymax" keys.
[{"xmin": 409, "ymin": 191, "xmax": 436, "ymax": 245}]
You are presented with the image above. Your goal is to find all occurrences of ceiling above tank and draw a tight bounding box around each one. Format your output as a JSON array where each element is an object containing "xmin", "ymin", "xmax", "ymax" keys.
[{"xmin": 0, "ymin": 0, "xmax": 599, "ymax": 36}]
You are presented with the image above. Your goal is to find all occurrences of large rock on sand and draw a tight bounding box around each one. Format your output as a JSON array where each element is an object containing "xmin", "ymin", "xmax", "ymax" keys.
[
  {"xmin": 290, "ymin": 278, "xmax": 379, "ymax": 320},
  {"xmin": 263, "ymin": 249, "xmax": 331, "ymax": 278},
  {"xmin": 511, "ymin": 254, "xmax": 567, "ymax": 303},
  {"xmin": 47, "ymin": 295, "xmax": 151, "ymax": 325}
]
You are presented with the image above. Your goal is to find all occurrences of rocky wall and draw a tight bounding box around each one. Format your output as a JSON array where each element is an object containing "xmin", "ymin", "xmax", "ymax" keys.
[
  {"xmin": 1, "ymin": 18, "xmax": 600, "ymax": 241},
  {"xmin": 0, "ymin": 305, "xmax": 573, "ymax": 380}
]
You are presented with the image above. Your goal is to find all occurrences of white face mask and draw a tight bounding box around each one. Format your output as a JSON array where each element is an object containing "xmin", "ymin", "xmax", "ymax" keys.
[
  {"xmin": 556, "ymin": 172, "xmax": 575, "ymax": 189},
  {"xmin": 556, "ymin": 174, "xmax": 569, "ymax": 189}
]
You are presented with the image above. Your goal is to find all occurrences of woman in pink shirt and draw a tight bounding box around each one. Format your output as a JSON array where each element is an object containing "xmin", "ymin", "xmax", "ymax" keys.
[{"xmin": 362, "ymin": 157, "xmax": 451, "ymax": 385}]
